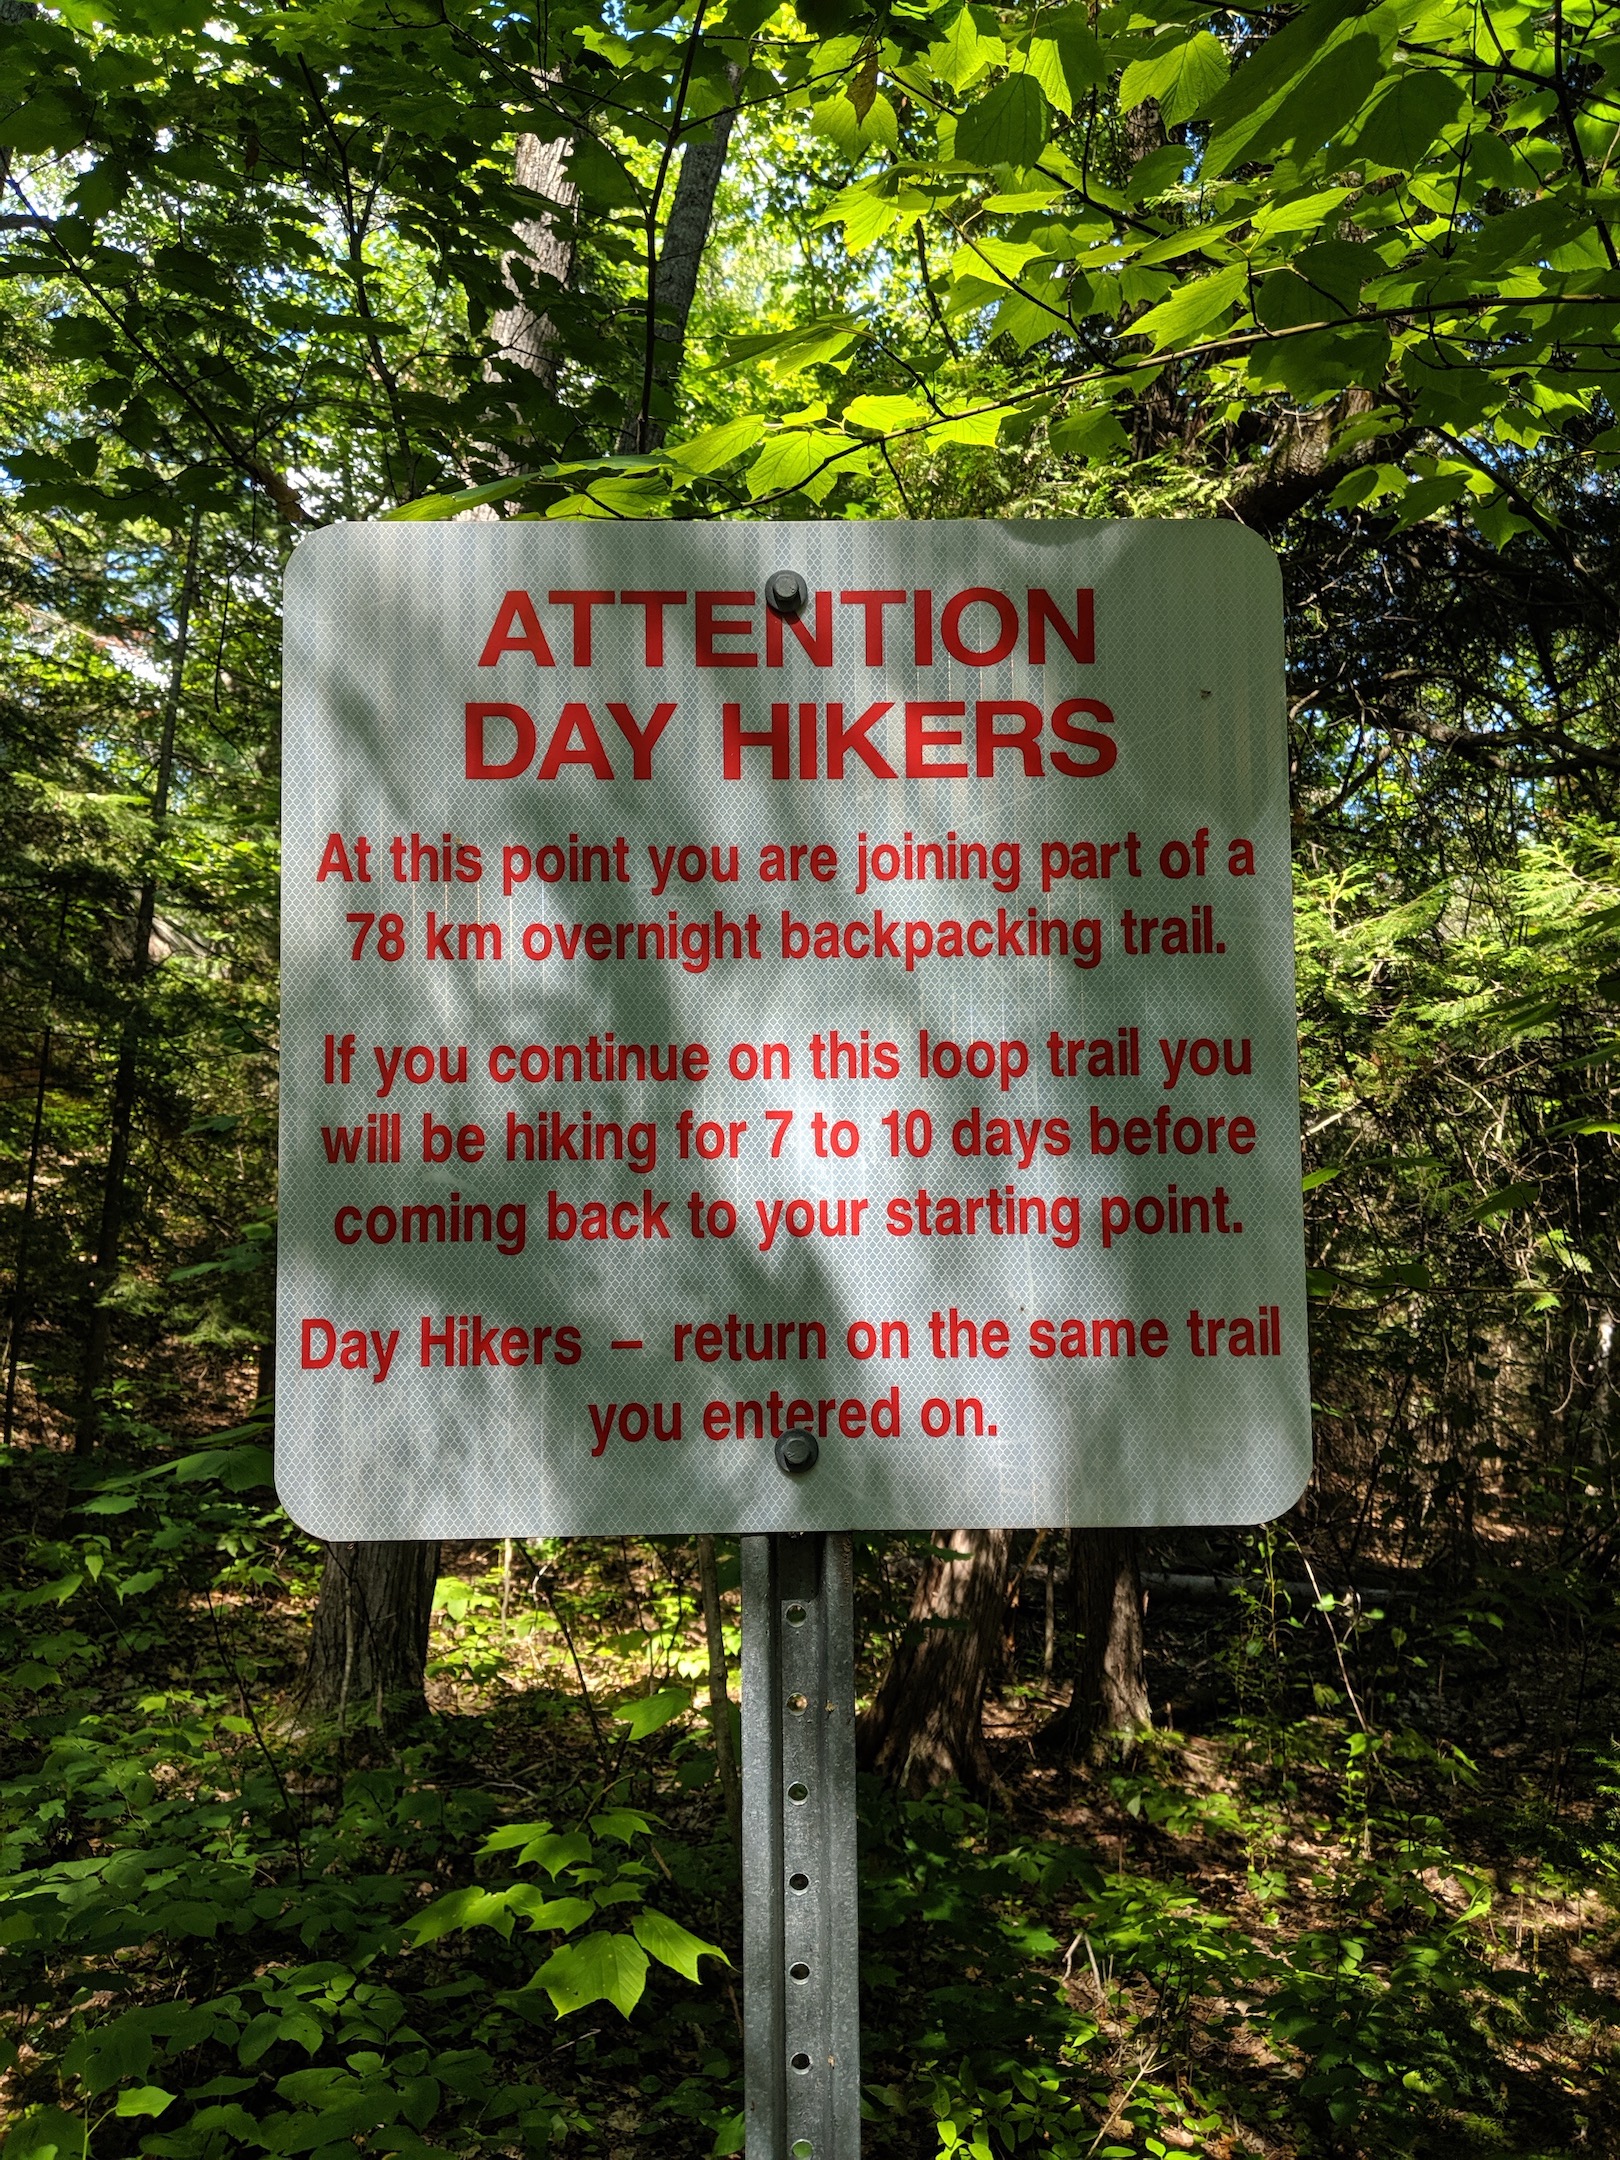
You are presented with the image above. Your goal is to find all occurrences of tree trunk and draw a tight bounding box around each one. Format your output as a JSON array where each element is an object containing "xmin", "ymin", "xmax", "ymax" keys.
[
  {"xmin": 76, "ymin": 507, "xmax": 202, "ymax": 1451},
  {"xmin": 617, "ymin": 81, "xmax": 741, "ymax": 454},
  {"xmin": 4, "ymin": 892, "xmax": 67, "ymax": 1451},
  {"xmin": 379, "ymin": 123, "xmax": 578, "ymax": 1703},
  {"xmin": 1043, "ymin": 1530, "xmax": 1149, "ymax": 1761},
  {"xmin": 697, "ymin": 1534, "xmax": 741, "ymax": 1842},
  {"xmin": 858, "ymin": 1529, "xmax": 1011, "ymax": 1793},
  {"xmin": 488, "ymin": 126, "xmax": 580, "ymax": 398},
  {"xmin": 302, "ymin": 1540, "xmax": 441, "ymax": 1728}
]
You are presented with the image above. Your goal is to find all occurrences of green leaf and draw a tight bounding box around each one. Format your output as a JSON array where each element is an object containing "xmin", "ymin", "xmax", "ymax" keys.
[
  {"xmin": 589, "ymin": 1807, "xmax": 654, "ymax": 1842},
  {"xmin": 171, "ymin": 1443, "xmax": 274, "ymax": 1490},
  {"xmin": 1347, "ymin": 68, "xmax": 1465, "ymax": 171},
  {"xmin": 8, "ymin": 1661, "xmax": 59, "ymax": 1690},
  {"xmin": 481, "ymin": 1820, "xmax": 552, "ymax": 1852},
  {"xmin": 929, "ymin": 406, "xmax": 1005, "ymax": 446},
  {"xmin": 1251, "ymin": 186, "xmax": 1353, "ymax": 239},
  {"xmin": 612, "ymin": 1687, "xmax": 691, "ymax": 1740},
  {"xmin": 1124, "ymin": 142, "xmax": 1187, "ymax": 204},
  {"xmin": 152, "ymin": 1898, "xmax": 222, "ymax": 1936},
  {"xmin": 1198, "ymin": 0, "xmax": 1363, "ymax": 131},
  {"xmin": 631, "ymin": 1907, "xmax": 727, "ymax": 1983},
  {"xmin": 281, "ymin": 2096, "xmax": 398, "ymax": 2150},
  {"xmin": 546, "ymin": 473, "xmax": 672, "ymax": 520},
  {"xmin": 746, "ymin": 432, "xmax": 847, "ymax": 499},
  {"xmin": 712, "ymin": 318, "xmax": 860, "ymax": 380},
  {"xmin": 592, "ymin": 1880, "xmax": 644, "ymax": 1909},
  {"xmin": 237, "ymin": 2009, "xmax": 322, "ymax": 2065},
  {"xmin": 406, "ymin": 1887, "xmax": 516, "ymax": 1945},
  {"xmin": 504, "ymin": 1887, "xmax": 595, "ymax": 1934},
  {"xmin": 509, "ymin": 1829, "xmax": 594, "ymax": 1876},
  {"xmin": 0, "ymin": 92, "xmax": 87, "ymax": 157},
  {"xmin": 561, "ymin": 132, "xmax": 642, "ymax": 210},
  {"xmin": 1048, "ymin": 406, "xmax": 1128, "ymax": 457},
  {"xmin": 842, "ymin": 393, "xmax": 930, "ymax": 432},
  {"xmin": 2, "ymin": 2113, "xmax": 84, "ymax": 2160},
  {"xmin": 927, "ymin": 4, "xmax": 1003, "ymax": 91},
  {"xmin": 1386, "ymin": 472, "xmax": 1470, "ymax": 531},
  {"xmin": 398, "ymin": 2076, "xmax": 441, "ymax": 2130},
  {"xmin": 66, "ymin": 2018, "xmax": 155, "ymax": 2094},
  {"xmin": 810, "ymin": 88, "xmax": 899, "ymax": 156},
  {"xmin": 819, "ymin": 182, "xmax": 911, "ymax": 252},
  {"xmin": 1129, "ymin": 262, "xmax": 1249, "ymax": 352},
  {"xmin": 180, "ymin": 2105, "xmax": 261, "ymax": 2144},
  {"xmin": 956, "ymin": 74, "xmax": 1049, "ymax": 170},
  {"xmin": 665, "ymin": 417, "xmax": 765, "ymax": 473},
  {"xmin": 384, "ymin": 473, "xmax": 537, "ymax": 521},
  {"xmin": 532, "ymin": 1933, "xmax": 650, "ymax": 2018},
  {"xmin": 1202, "ymin": 0, "xmax": 1395, "ymax": 180},
  {"xmin": 1119, "ymin": 31, "xmax": 1229, "ymax": 129},
  {"xmin": 1302, "ymin": 1167, "xmax": 1342, "ymax": 1191},
  {"xmin": 114, "ymin": 2090, "xmax": 174, "ymax": 2120},
  {"xmin": 1024, "ymin": 14, "xmax": 1106, "ymax": 115},
  {"xmin": 276, "ymin": 2070, "xmax": 353, "ymax": 2109},
  {"xmin": 1468, "ymin": 1182, "xmax": 1538, "ymax": 1222}
]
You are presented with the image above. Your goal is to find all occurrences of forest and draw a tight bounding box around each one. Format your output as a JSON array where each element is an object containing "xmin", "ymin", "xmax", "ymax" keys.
[{"xmin": 3, "ymin": 0, "xmax": 1620, "ymax": 2152}]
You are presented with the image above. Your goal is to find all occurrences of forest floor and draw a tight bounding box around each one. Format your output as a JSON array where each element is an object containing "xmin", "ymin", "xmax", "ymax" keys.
[{"xmin": 1, "ymin": 1397, "xmax": 1618, "ymax": 2160}]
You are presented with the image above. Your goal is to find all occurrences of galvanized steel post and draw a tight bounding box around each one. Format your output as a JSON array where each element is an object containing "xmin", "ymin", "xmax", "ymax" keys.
[{"xmin": 741, "ymin": 1533, "xmax": 860, "ymax": 2160}]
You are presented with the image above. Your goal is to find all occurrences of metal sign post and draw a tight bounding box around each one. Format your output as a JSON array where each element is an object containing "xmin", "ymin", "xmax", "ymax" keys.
[{"xmin": 741, "ymin": 1532, "xmax": 860, "ymax": 2160}]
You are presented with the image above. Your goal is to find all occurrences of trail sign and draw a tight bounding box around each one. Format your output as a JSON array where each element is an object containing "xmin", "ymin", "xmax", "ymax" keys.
[{"xmin": 278, "ymin": 519, "xmax": 1310, "ymax": 1540}]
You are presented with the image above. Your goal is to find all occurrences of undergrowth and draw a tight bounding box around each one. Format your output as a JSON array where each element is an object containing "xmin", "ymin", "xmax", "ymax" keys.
[{"xmin": 0, "ymin": 1426, "xmax": 1615, "ymax": 2160}]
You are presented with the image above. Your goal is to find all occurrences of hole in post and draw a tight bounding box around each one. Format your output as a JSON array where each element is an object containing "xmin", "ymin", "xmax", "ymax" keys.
[
  {"xmin": 792, "ymin": 2142, "xmax": 814, "ymax": 2159},
  {"xmin": 786, "ymin": 1604, "xmax": 807, "ymax": 1624},
  {"xmin": 787, "ymin": 1692, "xmax": 808, "ymax": 1713},
  {"xmin": 789, "ymin": 1871, "xmax": 810, "ymax": 1891},
  {"xmin": 790, "ymin": 2052, "xmax": 813, "ymax": 2074},
  {"xmin": 790, "ymin": 1961, "xmax": 811, "ymax": 1981},
  {"xmin": 787, "ymin": 1780, "xmax": 809, "ymax": 1802}
]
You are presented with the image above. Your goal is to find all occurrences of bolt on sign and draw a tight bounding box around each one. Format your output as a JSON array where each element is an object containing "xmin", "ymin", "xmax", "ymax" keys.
[{"xmin": 278, "ymin": 520, "xmax": 1310, "ymax": 1539}]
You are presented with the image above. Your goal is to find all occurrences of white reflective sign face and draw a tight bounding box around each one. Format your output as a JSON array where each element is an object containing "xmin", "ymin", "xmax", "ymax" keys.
[{"xmin": 278, "ymin": 519, "xmax": 1309, "ymax": 1538}]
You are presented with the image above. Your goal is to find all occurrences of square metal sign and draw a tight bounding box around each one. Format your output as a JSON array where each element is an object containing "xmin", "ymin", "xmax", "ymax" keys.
[{"xmin": 278, "ymin": 519, "xmax": 1310, "ymax": 1538}]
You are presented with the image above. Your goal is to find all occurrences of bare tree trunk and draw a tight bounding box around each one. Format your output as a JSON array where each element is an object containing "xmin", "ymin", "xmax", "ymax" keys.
[
  {"xmin": 354, "ymin": 114, "xmax": 584, "ymax": 1725},
  {"xmin": 617, "ymin": 82, "xmax": 740, "ymax": 454},
  {"xmin": 3, "ymin": 892, "xmax": 67, "ymax": 1450},
  {"xmin": 858, "ymin": 1529, "xmax": 1011, "ymax": 1794},
  {"xmin": 76, "ymin": 506, "xmax": 203, "ymax": 1452},
  {"xmin": 697, "ymin": 1534, "xmax": 741, "ymax": 1842},
  {"xmin": 370, "ymin": 124, "xmax": 577, "ymax": 1696},
  {"xmin": 1043, "ymin": 1530, "xmax": 1149, "ymax": 1761},
  {"xmin": 488, "ymin": 126, "xmax": 579, "ymax": 398},
  {"xmin": 302, "ymin": 1540, "xmax": 441, "ymax": 1728}
]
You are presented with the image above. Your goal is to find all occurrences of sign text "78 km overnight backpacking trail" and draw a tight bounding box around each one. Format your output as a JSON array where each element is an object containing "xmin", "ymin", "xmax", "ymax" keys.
[{"xmin": 277, "ymin": 519, "xmax": 1311, "ymax": 1540}]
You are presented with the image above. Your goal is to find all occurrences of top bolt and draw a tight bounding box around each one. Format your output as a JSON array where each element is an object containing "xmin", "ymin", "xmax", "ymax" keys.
[{"xmin": 765, "ymin": 570, "xmax": 809, "ymax": 618}]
